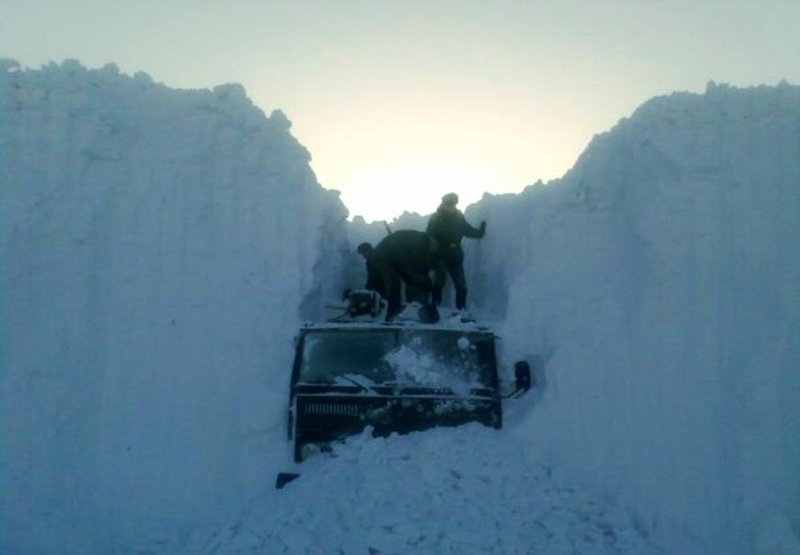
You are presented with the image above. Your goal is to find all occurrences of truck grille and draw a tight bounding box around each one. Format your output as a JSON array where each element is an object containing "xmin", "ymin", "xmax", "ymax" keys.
[{"xmin": 303, "ymin": 402, "xmax": 361, "ymax": 416}]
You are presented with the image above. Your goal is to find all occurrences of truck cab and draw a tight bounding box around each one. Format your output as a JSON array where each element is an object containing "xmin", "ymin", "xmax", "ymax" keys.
[{"xmin": 288, "ymin": 320, "xmax": 504, "ymax": 462}]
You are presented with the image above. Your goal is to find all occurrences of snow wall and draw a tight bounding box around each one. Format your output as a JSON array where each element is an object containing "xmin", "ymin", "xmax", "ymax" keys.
[
  {"xmin": 466, "ymin": 82, "xmax": 800, "ymax": 554},
  {"xmin": 0, "ymin": 60, "xmax": 348, "ymax": 552},
  {"xmin": 2, "ymin": 60, "xmax": 799, "ymax": 554}
]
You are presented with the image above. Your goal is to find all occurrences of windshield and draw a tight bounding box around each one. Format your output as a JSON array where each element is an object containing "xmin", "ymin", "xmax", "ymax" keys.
[
  {"xmin": 300, "ymin": 330, "xmax": 396, "ymax": 385},
  {"xmin": 298, "ymin": 329, "xmax": 496, "ymax": 392}
]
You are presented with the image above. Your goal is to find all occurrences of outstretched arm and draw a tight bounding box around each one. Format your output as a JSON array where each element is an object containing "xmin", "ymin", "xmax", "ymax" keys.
[{"xmin": 462, "ymin": 219, "xmax": 486, "ymax": 239}]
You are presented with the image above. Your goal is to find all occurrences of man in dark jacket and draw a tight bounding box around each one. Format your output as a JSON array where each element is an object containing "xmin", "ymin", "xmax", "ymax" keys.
[
  {"xmin": 357, "ymin": 242, "xmax": 387, "ymax": 299},
  {"xmin": 369, "ymin": 230, "xmax": 437, "ymax": 319},
  {"xmin": 426, "ymin": 192, "xmax": 486, "ymax": 311}
]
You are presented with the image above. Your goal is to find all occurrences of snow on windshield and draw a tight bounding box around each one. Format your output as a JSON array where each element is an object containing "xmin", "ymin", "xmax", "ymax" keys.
[
  {"xmin": 299, "ymin": 329, "xmax": 494, "ymax": 392},
  {"xmin": 384, "ymin": 333, "xmax": 488, "ymax": 394}
]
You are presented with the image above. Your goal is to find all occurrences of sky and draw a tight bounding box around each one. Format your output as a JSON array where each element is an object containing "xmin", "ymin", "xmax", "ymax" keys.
[{"xmin": 2, "ymin": 0, "xmax": 799, "ymax": 221}]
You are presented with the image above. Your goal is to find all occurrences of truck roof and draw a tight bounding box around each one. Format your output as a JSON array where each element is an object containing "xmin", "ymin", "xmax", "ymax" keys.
[{"xmin": 299, "ymin": 319, "xmax": 495, "ymax": 334}]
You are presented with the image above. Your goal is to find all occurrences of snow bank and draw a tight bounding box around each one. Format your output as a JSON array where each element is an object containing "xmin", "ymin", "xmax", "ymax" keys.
[
  {"xmin": 0, "ymin": 61, "xmax": 347, "ymax": 552},
  {"xmin": 196, "ymin": 425, "xmax": 659, "ymax": 554},
  {"xmin": 473, "ymin": 82, "xmax": 800, "ymax": 554}
]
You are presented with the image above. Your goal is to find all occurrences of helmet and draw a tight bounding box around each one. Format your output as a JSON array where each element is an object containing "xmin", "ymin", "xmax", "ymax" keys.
[{"xmin": 442, "ymin": 192, "xmax": 458, "ymax": 206}]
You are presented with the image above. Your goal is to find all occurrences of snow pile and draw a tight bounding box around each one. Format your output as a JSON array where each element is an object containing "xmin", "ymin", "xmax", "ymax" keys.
[
  {"xmin": 0, "ymin": 60, "xmax": 347, "ymax": 552},
  {"xmin": 194, "ymin": 425, "xmax": 659, "ymax": 555},
  {"xmin": 469, "ymin": 82, "xmax": 800, "ymax": 554},
  {"xmin": 1, "ymin": 59, "xmax": 798, "ymax": 554}
]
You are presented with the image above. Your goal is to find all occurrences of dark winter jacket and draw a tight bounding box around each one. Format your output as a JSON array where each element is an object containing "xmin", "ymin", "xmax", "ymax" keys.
[
  {"xmin": 371, "ymin": 229, "xmax": 434, "ymax": 275},
  {"xmin": 363, "ymin": 254, "xmax": 386, "ymax": 297},
  {"xmin": 370, "ymin": 229, "xmax": 436, "ymax": 316},
  {"xmin": 426, "ymin": 205, "xmax": 486, "ymax": 251}
]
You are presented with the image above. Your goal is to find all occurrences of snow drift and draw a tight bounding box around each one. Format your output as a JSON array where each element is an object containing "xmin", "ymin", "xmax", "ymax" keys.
[
  {"xmin": 470, "ymin": 82, "xmax": 800, "ymax": 554},
  {"xmin": 1, "ymin": 60, "xmax": 798, "ymax": 554},
  {"xmin": 0, "ymin": 60, "xmax": 347, "ymax": 552}
]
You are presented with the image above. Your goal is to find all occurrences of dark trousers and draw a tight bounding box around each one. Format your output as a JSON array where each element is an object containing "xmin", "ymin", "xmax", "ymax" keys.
[
  {"xmin": 379, "ymin": 267, "xmax": 432, "ymax": 319},
  {"xmin": 432, "ymin": 246, "xmax": 468, "ymax": 310}
]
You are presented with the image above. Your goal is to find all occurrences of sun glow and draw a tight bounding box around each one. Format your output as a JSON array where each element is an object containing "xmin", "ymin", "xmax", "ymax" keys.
[{"xmin": 340, "ymin": 162, "xmax": 494, "ymax": 223}]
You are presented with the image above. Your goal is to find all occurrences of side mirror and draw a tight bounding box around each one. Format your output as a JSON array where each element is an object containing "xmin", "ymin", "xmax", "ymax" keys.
[{"xmin": 514, "ymin": 361, "xmax": 531, "ymax": 392}]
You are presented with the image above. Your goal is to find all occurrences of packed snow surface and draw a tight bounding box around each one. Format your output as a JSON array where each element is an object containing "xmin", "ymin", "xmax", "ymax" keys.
[
  {"xmin": 2, "ymin": 61, "xmax": 799, "ymax": 554},
  {"xmin": 197, "ymin": 425, "xmax": 659, "ymax": 555}
]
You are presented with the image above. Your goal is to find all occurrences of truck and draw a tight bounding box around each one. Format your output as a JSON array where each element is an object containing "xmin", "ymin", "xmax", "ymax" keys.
[{"xmin": 276, "ymin": 291, "xmax": 531, "ymax": 488}]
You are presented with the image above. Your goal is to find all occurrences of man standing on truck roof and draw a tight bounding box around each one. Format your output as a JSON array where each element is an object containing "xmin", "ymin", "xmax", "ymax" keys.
[
  {"xmin": 367, "ymin": 229, "xmax": 437, "ymax": 320},
  {"xmin": 426, "ymin": 192, "xmax": 486, "ymax": 311}
]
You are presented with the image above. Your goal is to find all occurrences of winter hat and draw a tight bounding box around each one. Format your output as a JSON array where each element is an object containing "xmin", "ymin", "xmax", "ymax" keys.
[
  {"xmin": 442, "ymin": 192, "xmax": 458, "ymax": 206},
  {"xmin": 357, "ymin": 242, "xmax": 372, "ymax": 255}
]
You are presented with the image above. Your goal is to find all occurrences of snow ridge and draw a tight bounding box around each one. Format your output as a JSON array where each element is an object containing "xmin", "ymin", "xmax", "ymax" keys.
[
  {"xmin": 486, "ymin": 83, "xmax": 800, "ymax": 555},
  {"xmin": 0, "ymin": 60, "xmax": 347, "ymax": 552}
]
